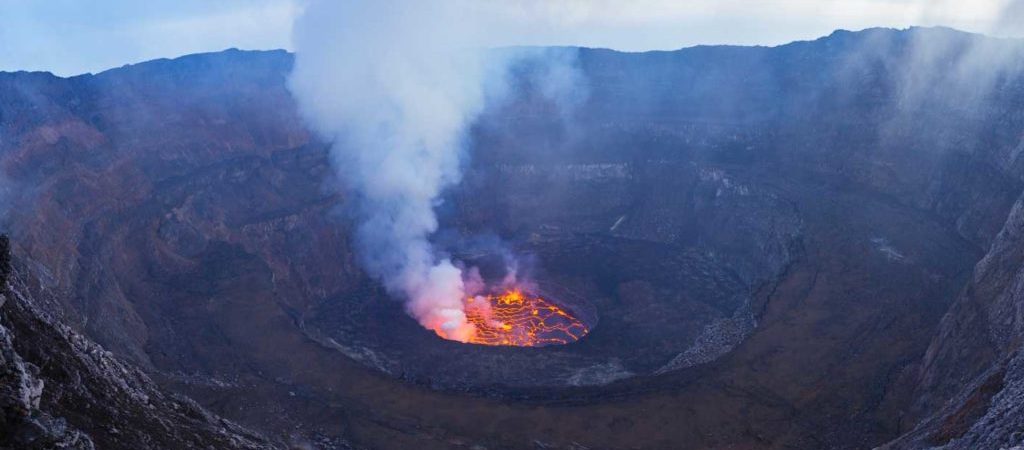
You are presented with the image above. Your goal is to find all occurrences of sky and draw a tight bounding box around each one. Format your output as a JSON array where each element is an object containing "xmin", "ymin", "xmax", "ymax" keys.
[{"xmin": 1, "ymin": 0, "xmax": 1021, "ymax": 76}]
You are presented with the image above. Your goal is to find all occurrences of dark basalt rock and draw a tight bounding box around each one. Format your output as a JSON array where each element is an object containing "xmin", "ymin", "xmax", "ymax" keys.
[
  {"xmin": 0, "ymin": 237, "xmax": 277, "ymax": 450},
  {"xmin": 884, "ymin": 194, "xmax": 1024, "ymax": 450}
]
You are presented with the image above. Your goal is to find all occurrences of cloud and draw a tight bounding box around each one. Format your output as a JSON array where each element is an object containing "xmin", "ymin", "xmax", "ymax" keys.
[
  {"xmin": 995, "ymin": 0, "xmax": 1024, "ymax": 36},
  {"xmin": 126, "ymin": 1, "xmax": 302, "ymax": 60}
]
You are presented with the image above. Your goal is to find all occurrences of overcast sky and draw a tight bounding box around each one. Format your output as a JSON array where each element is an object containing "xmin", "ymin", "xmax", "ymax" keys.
[{"xmin": 1, "ymin": 0, "xmax": 1021, "ymax": 76}]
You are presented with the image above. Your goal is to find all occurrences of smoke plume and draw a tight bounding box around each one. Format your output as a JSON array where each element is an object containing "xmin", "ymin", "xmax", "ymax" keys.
[{"xmin": 288, "ymin": 1, "xmax": 581, "ymax": 341}]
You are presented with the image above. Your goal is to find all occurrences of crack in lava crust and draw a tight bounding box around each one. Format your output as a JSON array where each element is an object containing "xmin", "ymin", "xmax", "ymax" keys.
[{"xmin": 462, "ymin": 290, "xmax": 589, "ymax": 347}]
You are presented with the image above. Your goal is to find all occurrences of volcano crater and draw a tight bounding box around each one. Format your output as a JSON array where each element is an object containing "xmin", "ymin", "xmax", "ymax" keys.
[{"xmin": 302, "ymin": 184, "xmax": 798, "ymax": 391}]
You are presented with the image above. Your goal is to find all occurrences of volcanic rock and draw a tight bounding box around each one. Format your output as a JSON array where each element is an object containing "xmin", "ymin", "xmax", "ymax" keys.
[{"xmin": 0, "ymin": 235, "xmax": 275, "ymax": 449}]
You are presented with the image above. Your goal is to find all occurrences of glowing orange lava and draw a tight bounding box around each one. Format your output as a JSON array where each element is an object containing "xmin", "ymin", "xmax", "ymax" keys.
[{"xmin": 462, "ymin": 289, "xmax": 589, "ymax": 347}]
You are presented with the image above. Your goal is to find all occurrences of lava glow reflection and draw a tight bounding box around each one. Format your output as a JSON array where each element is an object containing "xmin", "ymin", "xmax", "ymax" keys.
[{"xmin": 455, "ymin": 289, "xmax": 589, "ymax": 347}]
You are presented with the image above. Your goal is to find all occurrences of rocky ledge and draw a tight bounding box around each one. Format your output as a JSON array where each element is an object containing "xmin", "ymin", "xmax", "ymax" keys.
[{"xmin": 0, "ymin": 235, "xmax": 276, "ymax": 450}]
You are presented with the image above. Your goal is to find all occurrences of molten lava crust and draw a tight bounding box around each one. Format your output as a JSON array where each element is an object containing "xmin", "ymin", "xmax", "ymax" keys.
[{"xmin": 463, "ymin": 290, "xmax": 589, "ymax": 347}]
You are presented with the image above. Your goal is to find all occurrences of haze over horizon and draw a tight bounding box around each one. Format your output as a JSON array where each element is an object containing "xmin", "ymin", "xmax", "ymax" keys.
[{"xmin": 2, "ymin": 0, "xmax": 1022, "ymax": 76}]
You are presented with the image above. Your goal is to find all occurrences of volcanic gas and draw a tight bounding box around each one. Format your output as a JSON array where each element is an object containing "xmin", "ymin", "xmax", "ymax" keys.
[{"xmin": 454, "ymin": 289, "xmax": 589, "ymax": 347}]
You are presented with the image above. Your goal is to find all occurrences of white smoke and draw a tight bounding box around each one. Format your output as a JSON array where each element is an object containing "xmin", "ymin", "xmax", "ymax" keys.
[{"xmin": 288, "ymin": 0, "xmax": 583, "ymax": 341}]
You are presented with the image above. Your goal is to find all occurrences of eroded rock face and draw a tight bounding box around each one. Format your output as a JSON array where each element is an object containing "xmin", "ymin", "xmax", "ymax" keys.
[
  {"xmin": 0, "ymin": 298, "xmax": 94, "ymax": 450},
  {"xmin": 0, "ymin": 28, "xmax": 1023, "ymax": 449},
  {"xmin": 0, "ymin": 244, "xmax": 275, "ymax": 449},
  {"xmin": 884, "ymin": 194, "xmax": 1024, "ymax": 450}
]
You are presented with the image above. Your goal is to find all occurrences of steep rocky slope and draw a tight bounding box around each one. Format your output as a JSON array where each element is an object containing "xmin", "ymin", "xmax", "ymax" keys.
[
  {"xmin": 0, "ymin": 27, "xmax": 1023, "ymax": 449},
  {"xmin": 0, "ymin": 235, "xmax": 276, "ymax": 449},
  {"xmin": 884, "ymin": 193, "xmax": 1024, "ymax": 449}
]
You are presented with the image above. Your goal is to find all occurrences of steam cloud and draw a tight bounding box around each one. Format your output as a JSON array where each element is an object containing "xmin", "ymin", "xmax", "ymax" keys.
[{"xmin": 288, "ymin": 1, "xmax": 581, "ymax": 341}]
